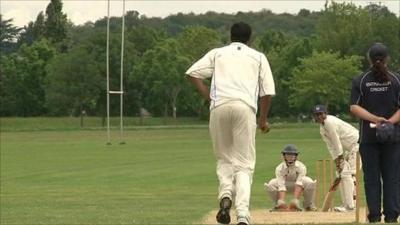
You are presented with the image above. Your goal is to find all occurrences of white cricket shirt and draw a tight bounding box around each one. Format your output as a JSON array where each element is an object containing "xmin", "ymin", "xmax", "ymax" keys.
[
  {"xmin": 185, "ymin": 42, "xmax": 275, "ymax": 112},
  {"xmin": 319, "ymin": 115, "xmax": 359, "ymax": 160},
  {"xmin": 275, "ymin": 161, "xmax": 307, "ymax": 191}
]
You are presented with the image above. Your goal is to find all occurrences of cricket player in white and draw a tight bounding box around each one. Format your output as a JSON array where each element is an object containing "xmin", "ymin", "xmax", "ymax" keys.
[
  {"xmin": 186, "ymin": 22, "xmax": 275, "ymax": 225},
  {"xmin": 265, "ymin": 144, "xmax": 317, "ymax": 211},
  {"xmin": 313, "ymin": 104, "xmax": 359, "ymax": 212}
]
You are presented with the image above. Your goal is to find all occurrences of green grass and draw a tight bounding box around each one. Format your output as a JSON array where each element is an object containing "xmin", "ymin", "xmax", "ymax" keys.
[
  {"xmin": 0, "ymin": 117, "xmax": 331, "ymax": 132},
  {"xmin": 0, "ymin": 117, "xmax": 209, "ymax": 131},
  {"xmin": 0, "ymin": 123, "xmax": 365, "ymax": 224}
]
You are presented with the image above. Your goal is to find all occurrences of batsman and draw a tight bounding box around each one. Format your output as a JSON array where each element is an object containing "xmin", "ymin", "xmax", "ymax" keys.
[{"xmin": 313, "ymin": 104, "xmax": 359, "ymax": 212}]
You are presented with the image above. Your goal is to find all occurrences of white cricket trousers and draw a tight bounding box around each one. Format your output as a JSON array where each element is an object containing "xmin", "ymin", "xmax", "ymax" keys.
[
  {"xmin": 209, "ymin": 101, "xmax": 256, "ymax": 220},
  {"xmin": 264, "ymin": 177, "xmax": 317, "ymax": 208}
]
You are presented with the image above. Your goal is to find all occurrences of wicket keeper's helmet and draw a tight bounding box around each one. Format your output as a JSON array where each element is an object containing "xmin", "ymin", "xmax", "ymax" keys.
[
  {"xmin": 281, "ymin": 144, "xmax": 299, "ymax": 166},
  {"xmin": 281, "ymin": 144, "xmax": 299, "ymax": 155}
]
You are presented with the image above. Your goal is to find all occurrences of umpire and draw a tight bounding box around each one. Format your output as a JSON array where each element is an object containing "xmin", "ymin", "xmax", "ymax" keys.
[{"xmin": 350, "ymin": 43, "xmax": 400, "ymax": 223}]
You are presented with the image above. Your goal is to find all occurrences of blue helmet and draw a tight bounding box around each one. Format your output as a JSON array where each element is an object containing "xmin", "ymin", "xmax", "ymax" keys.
[{"xmin": 313, "ymin": 105, "xmax": 327, "ymax": 114}]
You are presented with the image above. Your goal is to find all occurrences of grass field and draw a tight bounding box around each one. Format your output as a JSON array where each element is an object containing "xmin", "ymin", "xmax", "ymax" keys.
[
  {"xmin": 0, "ymin": 118, "xmax": 365, "ymax": 224},
  {"xmin": 0, "ymin": 117, "xmax": 209, "ymax": 131}
]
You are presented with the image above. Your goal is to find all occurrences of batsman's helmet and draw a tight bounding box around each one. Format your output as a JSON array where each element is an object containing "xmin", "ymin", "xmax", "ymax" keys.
[{"xmin": 312, "ymin": 105, "xmax": 327, "ymax": 114}]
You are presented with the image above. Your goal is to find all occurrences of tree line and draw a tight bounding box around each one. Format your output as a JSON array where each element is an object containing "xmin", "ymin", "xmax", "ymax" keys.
[{"xmin": 1, "ymin": 0, "xmax": 399, "ymax": 121}]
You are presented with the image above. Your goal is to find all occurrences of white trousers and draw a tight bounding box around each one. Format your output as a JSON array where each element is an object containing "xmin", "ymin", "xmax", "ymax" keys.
[
  {"xmin": 209, "ymin": 101, "xmax": 256, "ymax": 220},
  {"xmin": 264, "ymin": 177, "xmax": 317, "ymax": 208}
]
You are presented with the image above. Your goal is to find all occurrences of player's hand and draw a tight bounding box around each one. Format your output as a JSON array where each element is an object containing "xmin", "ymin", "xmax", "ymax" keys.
[
  {"xmin": 375, "ymin": 116, "xmax": 388, "ymax": 126},
  {"xmin": 258, "ymin": 118, "xmax": 270, "ymax": 133}
]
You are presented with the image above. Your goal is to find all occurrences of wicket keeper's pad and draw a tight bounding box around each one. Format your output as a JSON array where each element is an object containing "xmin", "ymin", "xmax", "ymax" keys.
[{"xmin": 321, "ymin": 177, "xmax": 341, "ymax": 212}]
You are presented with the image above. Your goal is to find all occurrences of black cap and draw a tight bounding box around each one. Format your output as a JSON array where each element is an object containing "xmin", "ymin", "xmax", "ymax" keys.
[
  {"xmin": 281, "ymin": 144, "xmax": 299, "ymax": 155},
  {"xmin": 313, "ymin": 104, "xmax": 326, "ymax": 114},
  {"xmin": 368, "ymin": 43, "xmax": 388, "ymax": 62}
]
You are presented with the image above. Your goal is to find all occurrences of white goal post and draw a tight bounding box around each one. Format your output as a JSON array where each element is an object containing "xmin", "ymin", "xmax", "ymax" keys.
[{"xmin": 106, "ymin": 0, "xmax": 126, "ymax": 145}]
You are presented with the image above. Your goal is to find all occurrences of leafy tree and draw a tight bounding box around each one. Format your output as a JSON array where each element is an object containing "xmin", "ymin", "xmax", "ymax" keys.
[
  {"xmin": 288, "ymin": 51, "xmax": 362, "ymax": 113},
  {"xmin": 18, "ymin": 22, "xmax": 35, "ymax": 46},
  {"xmin": 0, "ymin": 15, "xmax": 22, "ymax": 54},
  {"xmin": 260, "ymin": 36, "xmax": 313, "ymax": 116},
  {"xmin": 33, "ymin": 12, "xmax": 46, "ymax": 40},
  {"xmin": 18, "ymin": 12, "xmax": 46, "ymax": 46},
  {"xmin": 126, "ymin": 25, "xmax": 166, "ymax": 56},
  {"xmin": 365, "ymin": 3, "xmax": 400, "ymax": 69},
  {"xmin": 18, "ymin": 0, "xmax": 70, "ymax": 51},
  {"xmin": 0, "ymin": 55, "xmax": 17, "ymax": 115},
  {"xmin": 45, "ymin": 0, "xmax": 68, "ymax": 43},
  {"xmin": 298, "ymin": 9, "xmax": 311, "ymax": 17},
  {"xmin": 45, "ymin": 26, "xmax": 139, "ymax": 121},
  {"xmin": 315, "ymin": 2, "xmax": 367, "ymax": 56},
  {"xmin": 131, "ymin": 39, "xmax": 190, "ymax": 120},
  {"xmin": 315, "ymin": 2, "xmax": 399, "ymax": 69},
  {"xmin": 46, "ymin": 45, "xmax": 102, "ymax": 126},
  {"xmin": 178, "ymin": 26, "xmax": 221, "ymax": 60},
  {"xmin": 4, "ymin": 5, "xmax": 399, "ymax": 118},
  {"xmin": 123, "ymin": 26, "xmax": 166, "ymax": 121},
  {"xmin": 256, "ymin": 30, "xmax": 288, "ymax": 53},
  {"xmin": 177, "ymin": 26, "xmax": 222, "ymax": 118},
  {"xmin": 0, "ymin": 40, "xmax": 55, "ymax": 116},
  {"xmin": 124, "ymin": 10, "xmax": 141, "ymax": 29}
]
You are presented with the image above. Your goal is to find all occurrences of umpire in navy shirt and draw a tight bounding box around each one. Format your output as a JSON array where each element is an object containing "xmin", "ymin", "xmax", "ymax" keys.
[{"xmin": 350, "ymin": 43, "xmax": 400, "ymax": 223}]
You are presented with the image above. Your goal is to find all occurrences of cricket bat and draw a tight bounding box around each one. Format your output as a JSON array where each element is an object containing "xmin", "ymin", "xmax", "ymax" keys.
[{"xmin": 321, "ymin": 177, "xmax": 341, "ymax": 212}]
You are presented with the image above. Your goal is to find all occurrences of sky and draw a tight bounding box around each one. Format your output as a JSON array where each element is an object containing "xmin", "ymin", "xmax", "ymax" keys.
[{"xmin": 2, "ymin": 0, "xmax": 399, "ymax": 28}]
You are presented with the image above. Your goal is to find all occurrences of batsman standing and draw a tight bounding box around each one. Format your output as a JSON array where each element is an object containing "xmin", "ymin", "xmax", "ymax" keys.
[
  {"xmin": 186, "ymin": 22, "xmax": 275, "ymax": 225},
  {"xmin": 313, "ymin": 104, "xmax": 359, "ymax": 212}
]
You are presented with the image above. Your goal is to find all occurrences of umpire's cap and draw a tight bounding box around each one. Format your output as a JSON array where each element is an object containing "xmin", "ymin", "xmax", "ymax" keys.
[
  {"xmin": 281, "ymin": 144, "xmax": 299, "ymax": 155},
  {"xmin": 368, "ymin": 43, "xmax": 388, "ymax": 62},
  {"xmin": 313, "ymin": 104, "xmax": 327, "ymax": 114}
]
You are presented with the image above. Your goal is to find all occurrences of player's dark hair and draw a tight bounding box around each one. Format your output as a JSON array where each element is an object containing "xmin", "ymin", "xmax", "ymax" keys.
[
  {"xmin": 371, "ymin": 59, "xmax": 389, "ymax": 82},
  {"xmin": 230, "ymin": 22, "xmax": 251, "ymax": 44}
]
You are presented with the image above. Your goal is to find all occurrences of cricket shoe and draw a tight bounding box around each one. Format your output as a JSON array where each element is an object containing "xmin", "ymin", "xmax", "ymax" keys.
[
  {"xmin": 237, "ymin": 215, "xmax": 250, "ymax": 225},
  {"xmin": 333, "ymin": 206, "xmax": 354, "ymax": 212},
  {"xmin": 216, "ymin": 197, "xmax": 232, "ymax": 224},
  {"xmin": 304, "ymin": 206, "xmax": 318, "ymax": 212}
]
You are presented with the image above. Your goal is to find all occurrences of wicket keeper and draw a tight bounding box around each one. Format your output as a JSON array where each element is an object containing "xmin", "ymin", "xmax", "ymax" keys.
[{"xmin": 264, "ymin": 144, "xmax": 317, "ymax": 212}]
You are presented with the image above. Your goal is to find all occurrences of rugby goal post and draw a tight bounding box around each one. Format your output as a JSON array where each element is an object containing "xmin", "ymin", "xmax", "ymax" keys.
[{"xmin": 106, "ymin": 0, "xmax": 126, "ymax": 145}]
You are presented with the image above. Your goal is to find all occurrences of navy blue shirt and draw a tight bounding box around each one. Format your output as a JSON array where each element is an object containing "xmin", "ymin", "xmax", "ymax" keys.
[{"xmin": 350, "ymin": 69, "xmax": 400, "ymax": 143}]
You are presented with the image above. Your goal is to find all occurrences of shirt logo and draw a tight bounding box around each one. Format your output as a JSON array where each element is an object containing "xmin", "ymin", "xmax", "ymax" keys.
[{"xmin": 366, "ymin": 81, "xmax": 391, "ymax": 92}]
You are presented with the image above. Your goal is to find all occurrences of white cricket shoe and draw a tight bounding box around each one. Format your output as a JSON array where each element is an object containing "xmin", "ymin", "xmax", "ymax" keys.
[
  {"xmin": 237, "ymin": 215, "xmax": 249, "ymax": 225},
  {"xmin": 334, "ymin": 206, "xmax": 354, "ymax": 212}
]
